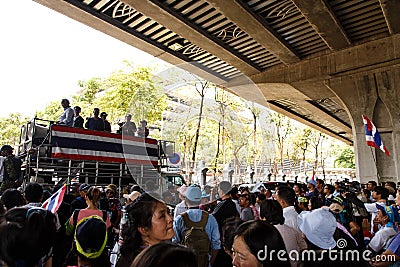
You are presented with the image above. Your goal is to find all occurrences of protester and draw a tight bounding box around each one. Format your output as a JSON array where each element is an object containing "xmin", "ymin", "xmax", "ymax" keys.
[
  {"xmin": 73, "ymin": 215, "xmax": 110, "ymax": 267},
  {"xmin": 0, "ymin": 207, "xmax": 57, "ymax": 267},
  {"xmin": 85, "ymin": 108, "xmax": 105, "ymax": 131},
  {"xmin": 116, "ymin": 193, "xmax": 174, "ymax": 267},
  {"xmin": 131, "ymin": 242, "xmax": 197, "ymax": 267},
  {"xmin": 101, "ymin": 112, "xmax": 112, "ymax": 132},
  {"xmin": 173, "ymin": 185, "xmax": 220, "ymax": 267},
  {"xmin": 232, "ymin": 220, "xmax": 290, "ymax": 267},
  {"xmin": 0, "ymin": 145, "xmax": 21, "ymax": 192},
  {"xmin": 58, "ymin": 98, "xmax": 74, "ymax": 126},
  {"xmin": 72, "ymin": 106, "xmax": 84, "ymax": 128}
]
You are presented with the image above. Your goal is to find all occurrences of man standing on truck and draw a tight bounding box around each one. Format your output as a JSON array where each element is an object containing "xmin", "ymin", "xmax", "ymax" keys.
[
  {"xmin": 0, "ymin": 145, "xmax": 21, "ymax": 192},
  {"xmin": 58, "ymin": 98, "xmax": 74, "ymax": 126}
]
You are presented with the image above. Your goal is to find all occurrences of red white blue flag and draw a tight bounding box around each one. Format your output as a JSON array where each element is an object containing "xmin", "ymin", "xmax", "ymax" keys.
[
  {"xmin": 42, "ymin": 184, "xmax": 67, "ymax": 213},
  {"xmin": 362, "ymin": 115, "xmax": 390, "ymax": 157}
]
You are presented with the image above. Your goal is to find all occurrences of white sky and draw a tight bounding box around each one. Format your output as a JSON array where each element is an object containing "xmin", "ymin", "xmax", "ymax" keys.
[{"xmin": 0, "ymin": 0, "xmax": 166, "ymax": 117}]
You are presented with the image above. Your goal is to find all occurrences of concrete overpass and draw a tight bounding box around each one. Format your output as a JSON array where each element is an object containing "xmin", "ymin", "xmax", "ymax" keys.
[{"xmin": 35, "ymin": 0, "xmax": 400, "ymax": 182}]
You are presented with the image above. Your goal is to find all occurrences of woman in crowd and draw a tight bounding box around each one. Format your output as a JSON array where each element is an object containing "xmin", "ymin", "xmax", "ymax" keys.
[
  {"xmin": 260, "ymin": 199, "xmax": 307, "ymax": 267},
  {"xmin": 0, "ymin": 207, "xmax": 57, "ymax": 267},
  {"xmin": 116, "ymin": 193, "xmax": 174, "ymax": 267},
  {"xmin": 66, "ymin": 186, "xmax": 111, "ymax": 235},
  {"xmin": 131, "ymin": 242, "xmax": 197, "ymax": 267},
  {"xmin": 232, "ymin": 220, "xmax": 290, "ymax": 267}
]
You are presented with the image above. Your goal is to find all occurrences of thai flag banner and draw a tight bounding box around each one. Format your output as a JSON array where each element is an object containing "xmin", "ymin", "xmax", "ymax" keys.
[
  {"xmin": 362, "ymin": 115, "xmax": 390, "ymax": 157},
  {"xmin": 50, "ymin": 125, "xmax": 158, "ymax": 165},
  {"xmin": 42, "ymin": 184, "xmax": 67, "ymax": 213}
]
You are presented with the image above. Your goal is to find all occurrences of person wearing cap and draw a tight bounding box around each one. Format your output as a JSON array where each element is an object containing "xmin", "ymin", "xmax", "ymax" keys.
[
  {"xmin": 172, "ymin": 185, "xmax": 220, "ymax": 267},
  {"xmin": 74, "ymin": 215, "xmax": 110, "ymax": 267},
  {"xmin": 367, "ymin": 205, "xmax": 398, "ymax": 254},
  {"xmin": 121, "ymin": 114, "xmax": 137, "ymax": 136},
  {"xmin": 85, "ymin": 107, "xmax": 105, "ymax": 131},
  {"xmin": 0, "ymin": 145, "xmax": 21, "ymax": 192},
  {"xmin": 100, "ymin": 111, "xmax": 112, "ymax": 132},
  {"xmin": 211, "ymin": 181, "xmax": 239, "ymax": 267},
  {"xmin": 70, "ymin": 183, "xmax": 91, "ymax": 212},
  {"xmin": 57, "ymin": 98, "xmax": 74, "ymax": 126},
  {"xmin": 237, "ymin": 190, "xmax": 255, "ymax": 221},
  {"xmin": 305, "ymin": 179, "xmax": 318, "ymax": 198},
  {"xmin": 72, "ymin": 106, "xmax": 84, "ymax": 128},
  {"xmin": 174, "ymin": 185, "xmax": 189, "ymax": 219}
]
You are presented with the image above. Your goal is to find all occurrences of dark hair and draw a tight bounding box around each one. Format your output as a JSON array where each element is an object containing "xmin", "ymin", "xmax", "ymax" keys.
[
  {"xmin": 131, "ymin": 242, "xmax": 197, "ymax": 267},
  {"xmin": 119, "ymin": 193, "xmax": 163, "ymax": 262},
  {"xmin": 363, "ymin": 189, "xmax": 371, "ymax": 198},
  {"xmin": 234, "ymin": 221, "xmax": 290, "ymax": 267},
  {"xmin": 309, "ymin": 196, "xmax": 320, "ymax": 210},
  {"xmin": 374, "ymin": 186, "xmax": 389, "ymax": 200},
  {"xmin": 368, "ymin": 181, "xmax": 377, "ymax": 187},
  {"xmin": 86, "ymin": 187, "xmax": 100, "ymax": 207},
  {"xmin": 74, "ymin": 106, "xmax": 81, "ymax": 112},
  {"xmin": 0, "ymin": 145, "xmax": 13, "ymax": 154},
  {"xmin": 0, "ymin": 207, "xmax": 57, "ymax": 267},
  {"xmin": 325, "ymin": 184, "xmax": 335, "ymax": 194},
  {"xmin": 257, "ymin": 193, "xmax": 266, "ymax": 201},
  {"xmin": 1, "ymin": 189, "xmax": 24, "ymax": 210},
  {"xmin": 24, "ymin": 182, "xmax": 43, "ymax": 203},
  {"xmin": 276, "ymin": 186, "xmax": 296, "ymax": 206},
  {"xmin": 259, "ymin": 199, "xmax": 285, "ymax": 225},
  {"xmin": 316, "ymin": 178, "xmax": 324, "ymax": 185},
  {"xmin": 385, "ymin": 181, "xmax": 396, "ymax": 191},
  {"xmin": 221, "ymin": 218, "xmax": 243, "ymax": 253}
]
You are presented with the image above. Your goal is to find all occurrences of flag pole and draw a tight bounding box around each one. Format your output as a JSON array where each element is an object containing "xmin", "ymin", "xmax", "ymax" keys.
[{"xmin": 369, "ymin": 147, "xmax": 381, "ymax": 184}]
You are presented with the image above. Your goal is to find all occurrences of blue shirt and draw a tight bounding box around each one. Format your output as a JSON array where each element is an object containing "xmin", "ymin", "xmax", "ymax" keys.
[
  {"xmin": 172, "ymin": 209, "xmax": 221, "ymax": 250},
  {"xmin": 59, "ymin": 107, "xmax": 74, "ymax": 126}
]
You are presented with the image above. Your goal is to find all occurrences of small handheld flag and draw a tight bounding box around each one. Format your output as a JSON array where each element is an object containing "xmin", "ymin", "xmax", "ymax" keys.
[
  {"xmin": 42, "ymin": 184, "xmax": 67, "ymax": 213},
  {"xmin": 362, "ymin": 115, "xmax": 390, "ymax": 157}
]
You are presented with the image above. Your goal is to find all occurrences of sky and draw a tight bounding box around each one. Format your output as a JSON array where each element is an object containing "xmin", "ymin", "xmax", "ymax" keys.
[{"xmin": 0, "ymin": 0, "xmax": 167, "ymax": 117}]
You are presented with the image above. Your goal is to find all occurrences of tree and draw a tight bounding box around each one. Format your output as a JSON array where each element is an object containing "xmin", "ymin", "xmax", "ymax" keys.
[
  {"xmin": 334, "ymin": 147, "xmax": 355, "ymax": 168},
  {"xmin": 0, "ymin": 113, "xmax": 30, "ymax": 147},
  {"xmin": 270, "ymin": 112, "xmax": 293, "ymax": 176}
]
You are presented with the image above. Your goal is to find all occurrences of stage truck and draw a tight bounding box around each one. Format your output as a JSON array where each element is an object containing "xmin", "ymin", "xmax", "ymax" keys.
[{"xmin": 17, "ymin": 118, "xmax": 185, "ymax": 193}]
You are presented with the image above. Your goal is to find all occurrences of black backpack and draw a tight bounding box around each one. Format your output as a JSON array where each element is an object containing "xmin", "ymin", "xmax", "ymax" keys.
[{"xmin": 181, "ymin": 211, "xmax": 211, "ymax": 267}]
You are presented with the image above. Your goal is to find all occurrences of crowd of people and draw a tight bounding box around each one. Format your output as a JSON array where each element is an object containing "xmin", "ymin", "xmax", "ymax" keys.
[
  {"xmin": 0, "ymin": 178, "xmax": 400, "ymax": 266},
  {"xmin": 57, "ymin": 98, "xmax": 149, "ymax": 137}
]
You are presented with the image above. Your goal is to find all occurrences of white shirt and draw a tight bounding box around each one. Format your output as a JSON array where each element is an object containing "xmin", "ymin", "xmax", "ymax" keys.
[
  {"xmin": 174, "ymin": 200, "xmax": 188, "ymax": 219},
  {"xmin": 283, "ymin": 206, "xmax": 301, "ymax": 234},
  {"xmin": 369, "ymin": 226, "xmax": 397, "ymax": 252},
  {"xmin": 58, "ymin": 107, "xmax": 74, "ymax": 126}
]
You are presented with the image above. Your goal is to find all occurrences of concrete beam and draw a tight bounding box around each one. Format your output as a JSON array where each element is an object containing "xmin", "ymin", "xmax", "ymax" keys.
[
  {"xmin": 292, "ymin": 0, "xmax": 351, "ymax": 50},
  {"xmin": 123, "ymin": 0, "xmax": 260, "ymax": 76},
  {"xmin": 379, "ymin": 0, "xmax": 400, "ymax": 34},
  {"xmin": 206, "ymin": 0, "xmax": 300, "ymax": 64},
  {"xmin": 251, "ymin": 34, "xmax": 400, "ymax": 84}
]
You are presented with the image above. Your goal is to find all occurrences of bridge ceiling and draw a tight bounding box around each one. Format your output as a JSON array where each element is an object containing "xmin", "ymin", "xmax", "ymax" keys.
[{"xmin": 37, "ymin": 0, "xmax": 400, "ymax": 144}]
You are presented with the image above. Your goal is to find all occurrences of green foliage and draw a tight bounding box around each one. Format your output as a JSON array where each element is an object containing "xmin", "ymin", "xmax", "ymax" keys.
[
  {"xmin": 0, "ymin": 113, "xmax": 30, "ymax": 147},
  {"xmin": 334, "ymin": 146, "xmax": 355, "ymax": 168}
]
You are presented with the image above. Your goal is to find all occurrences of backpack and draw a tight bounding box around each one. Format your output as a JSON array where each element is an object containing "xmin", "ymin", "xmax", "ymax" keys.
[{"xmin": 181, "ymin": 211, "xmax": 211, "ymax": 267}]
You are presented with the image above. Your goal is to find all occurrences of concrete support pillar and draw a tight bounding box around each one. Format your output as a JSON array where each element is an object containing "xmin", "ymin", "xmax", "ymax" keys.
[{"xmin": 327, "ymin": 67, "xmax": 400, "ymax": 183}]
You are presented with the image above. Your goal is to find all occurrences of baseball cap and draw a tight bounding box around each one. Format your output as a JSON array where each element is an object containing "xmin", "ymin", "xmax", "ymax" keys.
[
  {"xmin": 307, "ymin": 179, "xmax": 317, "ymax": 186},
  {"xmin": 185, "ymin": 185, "xmax": 202, "ymax": 202},
  {"xmin": 298, "ymin": 207, "xmax": 337, "ymax": 249},
  {"xmin": 75, "ymin": 215, "xmax": 108, "ymax": 259},
  {"xmin": 79, "ymin": 183, "xmax": 91, "ymax": 192},
  {"xmin": 100, "ymin": 112, "xmax": 108, "ymax": 117}
]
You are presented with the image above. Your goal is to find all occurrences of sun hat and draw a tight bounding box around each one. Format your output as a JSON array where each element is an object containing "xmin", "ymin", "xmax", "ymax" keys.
[
  {"xmin": 298, "ymin": 207, "xmax": 337, "ymax": 249},
  {"xmin": 75, "ymin": 215, "xmax": 108, "ymax": 259},
  {"xmin": 178, "ymin": 185, "xmax": 188, "ymax": 196},
  {"xmin": 219, "ymin": 181, "xmax": 232, "ymax": 196},
  {"xmin": 185, "ymin": 185, "xmax": 202, "ymax": 202}
]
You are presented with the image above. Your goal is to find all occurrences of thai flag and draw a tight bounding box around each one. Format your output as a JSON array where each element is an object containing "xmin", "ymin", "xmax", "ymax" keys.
[
  {"xmin": 362, "ymin": 115, "xmax": 390, "ymax": 157},
  {"xmin": 42, "ymin": 184, "xmax": 67, "ymax": 213}
]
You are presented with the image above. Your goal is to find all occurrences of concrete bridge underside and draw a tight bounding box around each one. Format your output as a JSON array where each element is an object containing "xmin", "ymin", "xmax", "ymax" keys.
[{"xmin": 35, "ymin": 0, "xmax": 400, "ymax": 182}]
